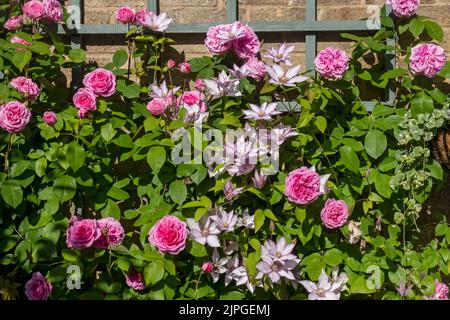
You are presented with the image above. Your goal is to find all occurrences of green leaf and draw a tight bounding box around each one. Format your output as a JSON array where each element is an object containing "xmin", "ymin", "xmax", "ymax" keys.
[
  {"xmin": 409, "ymin": 18, "xmax": 425, "ymax": 38},
  {"xmin": 379, "ymin": 68, "xmax": 407, "ymax": 81},
  {"xmin": 102, "ymin": 199, "xmax": 121, "ymax": 220},
  {"xmin": 189, "ymin": 57, "xmax": 211, "ymax": 72},
  {"xmin": 424, "ymin": 20, "xmax": 444, "ymax": 41},
  {"xmin": 254, "ymin": 209, "xmax": 266, "ymax": 232},
  {"xmin": 35, "ymin": 157, "xmax": 47, "ymax": 177},
  {"xmin": 53, "ymin": 175, "xmax": 77, "ymax": 203},
  {"xmin": 189, "ymin": 241, "xmax": 208, "ymax": 257},
  {"xmin": 147, "ymin": 146, "xmax": 166, "ymax": 173},
  {"xmin": 364, "ymin": 129, "xmax": 387, "ymax": 159},
  {"xmin": 314, "ymin": 116, "xmax": 327, "ymax": 133},
  {"xmin": 10, "ymin": 160, "xmax": 29, "ymax": 177},
  {"xmin": 13, "ymin": 50, "xmax": 32, "ymax": 72},
  {"xmin": 116, "ymin": 79, "xmax": 141, "ymax": 99},
  {"xmin": 339, "ymin": 146, "xmax": 360, "ymax": 173},
  {"xmin": 101, "ymin": 123, "xmax": 116, "ymax": 142},
  {"xmin": 1, "ymin": 180, "xmax": 23, "ymax": 208},
  {"xmin": 113, "ymin": 48, "xmax": 128, "ymax": 68},
  {"xmin": 107, "ymin": 187, "xmax": 129, "ymax": 201},
  {"xmin": 324, "ymin": 248, "xmax": 343, "ymax": 266},
  {"xmin": 427, "ymin": 160, "xmax": 443, "ymax": 180},
  {"xmin": 68, "ymin": 48, "xmax": 86, "ymax": 63},
  {"xmin": 411, "ymin": 92, "xmax": 434, "ymax": 117},
  {"xmin": 67, "ymin": 141, "xmax": 86, "ymax": 173},
  {"xmin": 169, "ymin": 180, "xmax": 187, "ymax": 205}
]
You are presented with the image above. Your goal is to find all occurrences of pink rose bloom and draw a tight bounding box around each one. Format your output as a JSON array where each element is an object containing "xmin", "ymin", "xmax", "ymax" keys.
[
  {"xmin": 78, "ymin": 108, "xmax": 90, "ymax": 119},
  {"xmin": 178, "ymin": 91, "xmax": 206, "ymax": 112},
  {"xmin": 23, "ymin": 0, "xmax": 46, "ymax": 20},
  {"xmin": 0, "ymin": 101, "xmax": 32, "ymax": 133},
  {"xmin": 25, "ymin": 272, "xmax": 52, "ymax": 300},
  {"xmin": 202, "ymin": 262, "xmax": 214, "ymax": 273},
  {"xmin": 391, "ymin": 0, "xmax": 419, "ymax": 18},
  {"xmin": 135, "ymin": 9, "xmax": 154, "ymax": 26},
  {"xmin": 10, "ymin": 76, "xmax": 41, "ymax": 100},
  {"xmin": 116, "ymin": 6, "xmax": 135, "ymax": 24},
  {"xmin": 148, "ymin": 215, "xmax": 188, "ymax": 255},
  {"xmin": 179, "ymin": 62, "xmax": 191, "ymax": 74},
  {"xmin": 43, "ymin": 0, "xmax": 63, "ymax": 22},
  {"xmin": 82, "ymin": 68, "xmax": 116, "ymax": 97},
  {"xmin": 5, "ymin": 16, "xmax": 23, "ymax": 31},
  {"xmin": 125, "ymin": 269, "xmax": 146, "ymax": 291},
  {"xmin": 205, "ymin": 24, "xmax": 233, "ymax": 55},
  {"xmin": 167, "ymin": 59, "xmax": 176, "ymax": 69},
  {"xmin": 315, "ymin": 47, "xmax": 349, "ymax": 80},
  {"xmin": 320, "ymin": 199, "xmax": 349, "ymax": 229},
  {"xmin": 432, "ymin": 280, "xmax": 449, "ymax": 300},
  {"xmin": 409, "ymin": 43, "xmax": 446, "ymax": 78},
  {"xmin": 194, "ymin": 79, "xmax": 206, "ymax": 91},
  {"xmin": 11, "ymin": 35, "xmax": 30, "ymax": 46},
  {"xmin": 285, "ymin": 167, "xmax": 321, "ymax": 205},
  {"xmin": 245, "ymin": 57, "xmax": 267, "ymax": 81},
  {"xmin": 43, "ymin": 111, "xmax": 57, "ymax": 126},
  {"xmin": 93, "ymin": 217, "xmax": 125, "ymax": 249},
  {"xmin": 66, "ymin": 216, "xmax": 101, "ymax": 249},
  {"xmin": 232, "ymin": 23, "xmax": 261, "ymax": 60},
  {"xmin": 147, "ymin": 98, "xmax": 167, "ymax": 116},
  {"xmin": 73, "ymin": 88, "xmax": 97, "ymax": 111}
]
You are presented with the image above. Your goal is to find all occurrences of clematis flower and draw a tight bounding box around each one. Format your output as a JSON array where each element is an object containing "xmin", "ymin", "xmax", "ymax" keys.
[
  {"xmin": 236, "ymin": 209, "xmax": 255, "ymax": 229},
  {"xmin": 243, "ymin": 102, "xmax": 281, "ymax": 121},
  {"xmin": 264, "ymin": 43, "xmax": 295, "ymax": 66},
  {"xmin": 204, "ymin": 71, "xmax": 242, "ymax": 98},
  {"xmin": 260, "ymin": 238, "xmax": 300, "ymax": 265},
  {"xmin": 251, "ymin": 170, "xmax": 268, "ymax": 189},
  {"xmin": 223, "ymin": 180, "xmax": 244, "ymax": 201},
  {"xmin": 149, "ymin": 80, "xmax": 179, "ymax": 104},
  {"xmin": 143, "ymin": 12, "xmax": 172, "ymax": 32},
  {"xmin": 229, "ymin": 64, "xmax": 251, "ymax": 79},
  {"xmin": 271, "ymin": 125, "xmax": 299, "ymax": 145},
  {"xmin": 210, "ymin": 207, "xmax": 238, "ymax": 233},
  {"xmin": 186, "ymin": 215, "xmax": 221, "ymax": 247},
  {"xmin": 210, "ymin": 248, "xmax": 228, "ymax": 283},
  {"xmin": 397, "ymin": 282, "xmax": 413, "ymax": 297},
  {"xmin": 266, "ymin": 64, "xmax": 308, "ymax": 87},
  {"xmin": 256, "ymin": 256, "xmax": 297, "ymax": 284},
  {"xmin": 300, "ymin": 268, "xmax": 348, "ymax": 300}
]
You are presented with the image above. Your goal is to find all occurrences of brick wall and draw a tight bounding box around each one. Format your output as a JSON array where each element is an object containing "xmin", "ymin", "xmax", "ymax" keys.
[{"xmin": 74, "ymin": 0, "xmax": 449, "ymax": 68}]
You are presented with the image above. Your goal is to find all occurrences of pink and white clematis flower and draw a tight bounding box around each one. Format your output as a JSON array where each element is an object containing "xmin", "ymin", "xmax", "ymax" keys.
[
  {"xmin": 266, "ymin": 64, "xmax": 308, "ymax": 87},
  {"xmin": 143, "ymin": 12, "xmax": 172, "ymax": 32},
  {"xmin": 264, "ymin": 43, "xmax": 295, "ymax": 66},
  {"xmin": 300, "ymin": 268, "xmax": 348, "ymax": 300},
  {"xmin": 186, "ymin": 215, "xmax": 221, "ymax": 247},
  {"xmin": 243, "ymin": 102, "xmax": 281, "ymax": 121}
]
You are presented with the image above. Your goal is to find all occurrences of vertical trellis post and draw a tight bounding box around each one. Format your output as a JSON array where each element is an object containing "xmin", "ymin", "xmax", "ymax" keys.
[
  {"xmin": 70, "ymin": 0, "xmax": 83, "ymax": 91},
  {"xmin": 305, "ymin": 0, "xmax": 317, "ymax": 75},
  {"xmin": 147, "ymin": 0, "xmax": 160, "ymax": 14},
  {"xmin": 227, "ymin": 0, "xmax": 238, "ymax": 23},
  {"xmin": 385, "ymin": 4, "xmax": 396, "ymax": 105}
]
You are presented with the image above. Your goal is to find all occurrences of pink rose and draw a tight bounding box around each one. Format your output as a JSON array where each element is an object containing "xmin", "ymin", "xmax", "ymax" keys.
[
  {"xmin": 25, "ymin": 272, "xmax": 52, "ymax": 300},
  {"xmin": 11, "ymin": 35, "xmax": 30, "ymax": 46},
  {"xmin": 320, "ymin": 199, "xmax": 349, "ymax": 229},
  {"xmin": 135, "ymin": 9, "xmax": 154, "ymax": 26},
  {"xmin": 315, "ymin": 47, "xmax": 349, "ymax": 80},
  {"xmin": 205, "ymin": 24, "xmax": 233, "ymax": 55},
  {"xmin": 116, "ymin": 6, "xmax": 135, "ymax": 24},
  {"xmin": 409, "ymin": 43, "xmax": 446, "ymax": 78},
  {"xmin": 78, "ymin": 108, "xmax": 90, "ymax": 119},
  {"xmin": 202, "ymin": 262, "xmax": 214, "ymax": 273},
  {"xmin": 125, "ymin": 269, "xmax": 146, "ymax": 291},
  {"xmin": 73, "ymin": 88, "xmax": 97, "ymax": 111},
  {"xmin": 0, "ymin": 101, "xmax": 32, "ymax": 133},
  {"xmin": 391, "ymin": 0, "xmax": 419, "ymax": 18},
  {"xmin": 147, "ymin": 98, "xmax": 167, "ymax": 116},
  {"xmin": 66, "ymin": 216, "xmax": 101, "ymax": 249},
  {"xmin": 93, "ymin": 217, "xmax": 125, "ymax": 249},
  {"xmin": 179, "ymin": 62, "xmax": 191, "ymax": 74},
  {"xmin": 43, "ymin": 111, "xmax": 57, "ymax": 126},
  {"xmin": 5, "ymin": 16, "xmax": 23, "ymax": 31},
  {"xmin": 194, "ymin": 79, "xmax": 206, "ymax": 91},
  {"xmin": 245, "ymin": 57, "xmax": 267, "ymax": 81},
  {"xmin": 148, "ymin": 215, "xmax": 188, "ymax": 255},
  {"xmin": 285, "ymin": 166, "xmax": 321, "ymax": 205},
  {"xmin": 10, "ymin": 76, "xmax": 41, "ymax": 100},
  {"xmin": 232, "ymin": 22, "xmax": 261, "ymax": 60},
  {"xmin": 43, "ymin": 0, "xmax": 63, "ymax": 23},
  {"xmin": 432, "ymin": 280, "xmax": 449, "ymax": 300},
  {"xmin": 167, "ymin": 59, "xmax": 176, "ymax": 69},
  {"xmin": 23, "ymin": 0, "xmax": 46, "ymax": 20},
  {"xmin": 178, "ymin": 91, "xmax": 207, "ymax": 112},
  {"xmin": 82, "ymin": 68, "xmax": 116, "ymax": 97}
]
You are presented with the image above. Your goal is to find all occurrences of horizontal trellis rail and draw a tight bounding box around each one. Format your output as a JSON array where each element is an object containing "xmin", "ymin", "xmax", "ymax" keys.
[{"xmin": 58, "ymin": 0, "xmax": 396, "ymax": 111}]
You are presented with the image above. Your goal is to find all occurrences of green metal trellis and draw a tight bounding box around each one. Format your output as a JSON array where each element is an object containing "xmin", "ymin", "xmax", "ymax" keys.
[{"xmin": 58, "ymin": 0, "xmax": 396, "ymax": 110}]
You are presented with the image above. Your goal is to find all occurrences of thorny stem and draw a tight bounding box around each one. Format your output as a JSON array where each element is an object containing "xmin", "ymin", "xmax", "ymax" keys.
[
  {"xmin": 194, "ymin": 271, "xmax": 203, "ymax": 300},
  {"xmin": 4, "ymin": 134, "xmax": 14, "ymax": 176}
]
